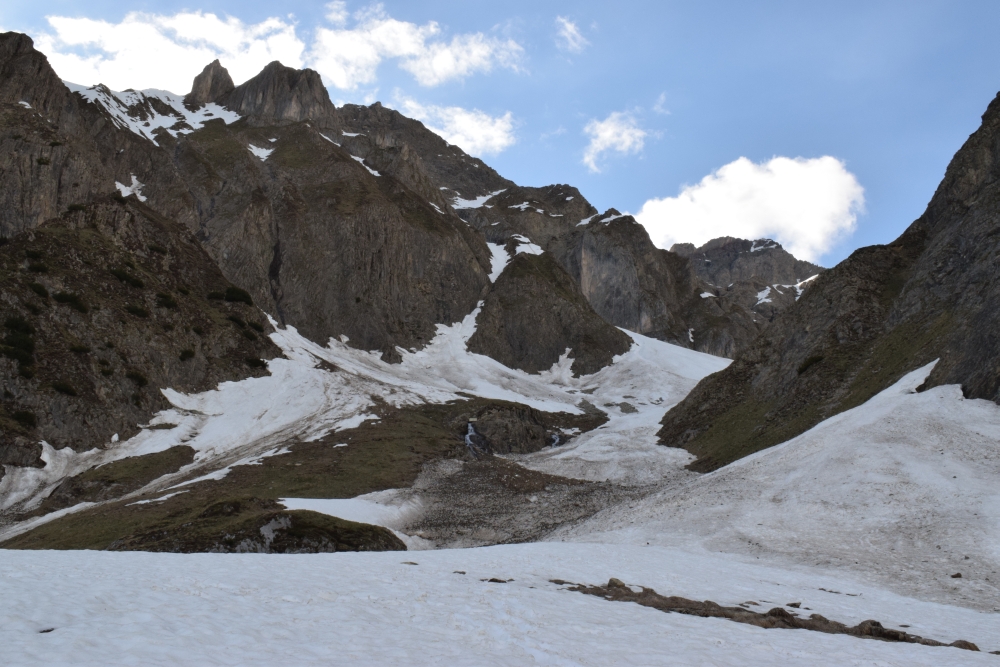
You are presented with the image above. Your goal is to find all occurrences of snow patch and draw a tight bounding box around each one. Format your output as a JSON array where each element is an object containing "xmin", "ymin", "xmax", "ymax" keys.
[
  {"xmin": 351, "ymin": 155, "xmax": 380, "ymax": 176},
  {"xmin": 247, "ymin": 144, "xmax": 273, "ymax": 161},
  {"xmin": 755, "ymin": 286, "xmax": 772, "ymax": 305},
  {"xmin": 451, "ymin": 189, "xmax": 506, "ymax": 210},
  {"xmin": 487, "ymin": 242, "xmax": 511, "ymax": 282},
  {"xmin": 700, "ymin": 292, "xmax": 715, "ymax": 298},
  {"xmin": 114, "ymin": 175, "xmax": 147, "ymax": 202},
  {"xmin": 511, "ymin": 234, "xmax": 543, "ymax": 255}
]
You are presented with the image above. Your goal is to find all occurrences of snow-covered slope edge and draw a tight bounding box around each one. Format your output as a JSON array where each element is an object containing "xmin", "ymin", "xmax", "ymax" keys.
[
  {"xmin": 558, "ymin": 361, "xmax": 1000, "ymax": 611},
  {"xmin": 0, "ymin": 307, "xmax": 728, "ymax": 540}
]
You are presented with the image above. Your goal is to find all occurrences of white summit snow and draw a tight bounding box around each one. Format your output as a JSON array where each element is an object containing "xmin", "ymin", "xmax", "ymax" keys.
[{"xmin": 64, "ymin": 83, "xmax": 240, "ymax": 143}]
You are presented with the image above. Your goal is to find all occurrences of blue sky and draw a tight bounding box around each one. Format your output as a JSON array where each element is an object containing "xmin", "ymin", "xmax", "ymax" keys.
[{"xmin": 4, "ymin": 1, "xmax": 1000, "ymax": 265}]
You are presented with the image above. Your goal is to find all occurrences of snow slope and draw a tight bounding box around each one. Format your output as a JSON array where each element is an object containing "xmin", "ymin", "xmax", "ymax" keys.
[
  {"xmin": 3, "ymin": 543, "xmax": 997, "ymax": 665},
  {"xmin": 557, "ymin": 362, "xmax": 1000, "ymax": 610},
  {"xmin": 0, "ymin": 307, "xmax": 725, "ymax": 536}
]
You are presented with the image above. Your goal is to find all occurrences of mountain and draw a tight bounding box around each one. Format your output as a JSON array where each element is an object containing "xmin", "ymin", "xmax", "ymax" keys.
[
  {"xmin": 659, "ymin": 89, "xmax": 1000, "ymax": 471},
  {"xmin": 0, "ymin": 32, "xmax": 816, "ymax": 550}
]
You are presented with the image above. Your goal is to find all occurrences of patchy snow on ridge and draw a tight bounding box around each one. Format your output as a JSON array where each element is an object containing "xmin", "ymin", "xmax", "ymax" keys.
[
  {"xmin": 64, "ymin": 83, "xmax": 240, "ymax": 143},
  {"xmin": 451, "ymin": 189, "xmax": 505, "ymax": 210},
  {"xmin": 351, "ymin": 155, "xmax": 380, "ymax": 176}
]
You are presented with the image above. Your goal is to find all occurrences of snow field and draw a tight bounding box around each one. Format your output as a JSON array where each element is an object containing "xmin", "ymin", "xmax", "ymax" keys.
[
  {"xmin": 3, "ymin": 543, "xmax": 997, "ymax": 666},
  {"xmin": 558, "ymin": 362, "xmax": 1000, "ymax": 610}
]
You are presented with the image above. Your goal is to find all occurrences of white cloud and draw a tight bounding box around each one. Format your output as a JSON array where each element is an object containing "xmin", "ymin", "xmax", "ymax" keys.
[
  {"xmin": 653, "ymin": 92, "xmax": 669, "ymax": 115},
  {"xmin": 32, "ymin": 8, "xmax": 523, "ymax": 94},
  {"xmin": 634, "ymin": 156, "xmax": 865, "ymax": 263},
  {"xmin": 399, "ymin": 98, "xmax": 515, "ymax": 157},
  {"xmin": 554, "ymin": 17, "xmax": 588, "ymax": 53},
  {"xmin": 36, "ymin": 12, "xmax": 305, "ymax": 92},
  {"xmin": 325, "ymin": 2, "xmax": 349, "ymax": 26},
  {"xmin": 309, "ymin": 7, "xmax": 522, "ymax": 89},
  {"xmin": 582, "ymin": 111, "xmax": 646, "ymax": 173}
]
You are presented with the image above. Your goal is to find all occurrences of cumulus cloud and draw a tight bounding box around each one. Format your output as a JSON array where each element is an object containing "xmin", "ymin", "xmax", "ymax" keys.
[
  {"xmin": 582, "ymin": 111, "xmax": 646, "ymax": 173},
  {"xmin": 33, "ymin": 7, "xmax": 523, "ymax": 94},
  {"xmin": 36, "ymin": 12, "xmax": 304, "ymax": 92},
  {"xmin": 554, "ymin": 17, "xmax": 588, "ymax": 53},
  {"xmin": 310, "ymin": 6, "xmax": 522, "ymax": 89},
  {"xmin": 399, "ymin": 98, "xmax": 515, "ymax": 156},
  {"xmin": 634, "ymin": 156, "xmax": 865, "ymax": 263}
]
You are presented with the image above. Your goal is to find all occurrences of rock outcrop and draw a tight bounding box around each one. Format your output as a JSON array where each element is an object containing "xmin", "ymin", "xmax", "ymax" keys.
[
  {"xmin": 0, "ymin": 196, "xmax": 279, "ymax": 471},
  {"xmin": 468, "ymin": 252, "xmax": 632, "ymax": 375},
  {"xmin": 184, "ymin": 59, "xmax": 235, "ymax": 107},
  {"xmin": 659, "ymin": 89, "xmax": 1000, "ymax": 470},
  {"xmin": 672, "ymin": 237, "xmax": 823, "ymax": 286}
]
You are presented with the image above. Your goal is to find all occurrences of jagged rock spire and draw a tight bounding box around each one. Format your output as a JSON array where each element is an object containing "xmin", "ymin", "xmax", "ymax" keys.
[{"xmin": 185, "ymin": 59, "xmax": 235, "ymax": 107}]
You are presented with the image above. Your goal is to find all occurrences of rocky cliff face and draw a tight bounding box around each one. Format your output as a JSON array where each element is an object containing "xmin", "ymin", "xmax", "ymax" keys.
[
  {"xmin": 0, "ymin": 196, "xmax": 279, "ymax": 473},
  {"xmin": 671, "ymin": 237, "xmax": 823, "ymax": 286},
  {"xmin": 467, "ymin": 252, "xmax": 632, "ymax": 376},
  {"xmin": 659, "ymin": 90, "xmax": 1000, "ymax": 471}
]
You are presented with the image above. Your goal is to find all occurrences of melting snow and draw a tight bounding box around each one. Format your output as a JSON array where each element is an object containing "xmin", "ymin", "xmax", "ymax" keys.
[
  {"xmin": 248, "ymin": 144, "xmax": 274, "ymax": 161},
  {"xmin": 451, "ymin": 190, "xmax": 505, "ymax": 210},
  {"xmin": 18, "ymin": 101, "xmax": 31, "ymax": 109},
  {"xmin": 114, "ymin": 175, "xmax": 147, "ymax": 202},
  {"xmin": 429, "ymin": 202, "xmax": 444, "ymax": 215},
  {"xmin": 600, "ymin": 213, "xmax": 628, "ymax": 223},
  {"xmin": 577, "ymin": 214, "xmax": 598, "ymax": 226},
  {"xmin": 487, "ymin": 242, "xmax": 510, "ymax": 282},
  {"xmin": 700, "ymin": 292, "xmax": 715, "ymax": 298},
  {"xmin": 755, "ymin": 286, "xmax": 772, "ymax": 305},
  {"xmin": 511, "ymin": 234, "xmax": 543, "ymax": 255},
  {"xmin": 341, "ymin": 131, "xmax": 364, "ymax": 137},
  {"xmin": 319, "ymin": 133, "xmax": 340, "ymax": 146}
]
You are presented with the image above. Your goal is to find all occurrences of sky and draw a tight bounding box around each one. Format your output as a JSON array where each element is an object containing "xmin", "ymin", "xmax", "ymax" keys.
[{"xmin": 3, "ymin": 2, "xmax": 1000, "ymax": 266}]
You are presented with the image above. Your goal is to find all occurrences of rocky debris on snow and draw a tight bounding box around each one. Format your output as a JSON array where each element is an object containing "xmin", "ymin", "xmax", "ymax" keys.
[
  {"xmin": 403, "ymin": 458, "xmax": 647, "ymax": 548},
  {"xmin": 563, "ymin": 578, "xmax": 981, "ymax": 652}
]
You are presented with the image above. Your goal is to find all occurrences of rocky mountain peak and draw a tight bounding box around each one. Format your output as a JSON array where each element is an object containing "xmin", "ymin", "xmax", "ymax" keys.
[
  {"xmin": 0, "ymin": 32, "xmax": 69, "ymax": 117},
  {"xmin": 671, "ymin": 236, "xmax": 823, "ymax": 286},
  {"xmin": 220, "ymin": 61, "xmax": 334, "ymax": 124},
  {"xmin": 185, "ymin": 59, "xmax": 235, "ymax": 107}
]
